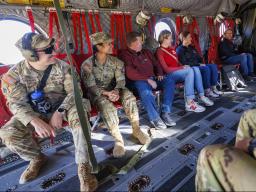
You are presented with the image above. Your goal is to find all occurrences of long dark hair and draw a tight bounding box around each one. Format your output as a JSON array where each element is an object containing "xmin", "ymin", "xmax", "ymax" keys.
[
  {"xmin": 179, "ymin": 31, "xmax": 190, "ymax": 45},
  {"xmin": 92, "ymin": 43, "xmax": 103, "ymax": 66}
]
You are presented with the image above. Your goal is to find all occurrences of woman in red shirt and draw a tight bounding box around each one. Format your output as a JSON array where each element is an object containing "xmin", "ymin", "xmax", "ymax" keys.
[{"xmin": 156, "ymin": 30, "xmax": 213, "ymax": 112}]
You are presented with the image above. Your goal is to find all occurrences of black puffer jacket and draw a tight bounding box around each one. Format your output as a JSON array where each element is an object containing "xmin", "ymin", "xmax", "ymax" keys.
[
  {"xmin": 218, "ymin": 38, "xmax": 237, "ymax": 60},
  {"xmin": 176, "ymin": 45, "xmax": 202, "ymax": 66}
]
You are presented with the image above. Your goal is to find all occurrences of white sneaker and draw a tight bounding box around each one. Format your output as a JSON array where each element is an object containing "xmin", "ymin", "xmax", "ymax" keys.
[
  {"xmin": 185, "ymin": 100, "xmax": 206, "ymax": 113},
  {"xmin": 207, "ymin": 90, "xmax": 219, "ymax": 98},
  {"xmin": 213, "ymin": 88, "xmax": 223, "ymax": 95},
  {"xmin": 199, "ymin": 96, "xmax": 214, "ymax": 106}
]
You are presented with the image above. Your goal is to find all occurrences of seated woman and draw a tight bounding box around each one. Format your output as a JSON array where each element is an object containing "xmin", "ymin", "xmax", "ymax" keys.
[
  {"xmin": 81, "ymin": 32, "xmax": 150, "ymax": 158},
  {"xmin": 156, "ymin": 30, "xmax": 208, "ymax": 112},
  {"xmin": 219, "ymin": 28, "xmax": 255, "ymax": 81},
  {"xmin": 176, "ymin": 31, "xmax": 222, "ymax": 98}
]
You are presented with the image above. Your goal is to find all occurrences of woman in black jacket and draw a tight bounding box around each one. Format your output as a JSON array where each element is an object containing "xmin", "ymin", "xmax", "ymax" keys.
[{"xmin": 176, "ymin": 31, "xmax": 222, "ymax": 98}]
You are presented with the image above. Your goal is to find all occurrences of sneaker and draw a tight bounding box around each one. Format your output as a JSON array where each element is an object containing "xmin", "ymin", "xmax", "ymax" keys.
[
  {"xmin": 243, "ymin": 75, "xmax": 253, "ymax": 82},
  {"xmin": 199, "ymin": 96, "xmax": 214, "ymax": 106},
  {"xmin": 161, "ymin": 112, "xmax": 176, "ymax": 127},
  {"xmin": 185, "ymin": 100, "xmax": 205, "ymax": 113},
  {"xmin": 249, "ymin": 73, "xmax": 256, "ymax": 78},
  {"xmin": 213, "ymin": 88, "xmax": 223, "ymax": 95},
  {"xmin": 150, "ymin": 118, "xmax": 167, "ymax": 129},
  {"xmin": 206, "ymin": 90, "xmax": 219, "ymax": 98}
]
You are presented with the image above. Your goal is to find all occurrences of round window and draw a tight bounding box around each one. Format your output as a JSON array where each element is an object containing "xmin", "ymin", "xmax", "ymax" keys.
[{"xmin": 0, "ymin": 19, "xmax": 42, "ymax": 65}]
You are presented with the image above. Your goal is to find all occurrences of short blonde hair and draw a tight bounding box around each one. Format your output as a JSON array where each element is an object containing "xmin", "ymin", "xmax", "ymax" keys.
[{"xmin": 158, "ymin": 30, "xmax": 172, "ymax": 44}]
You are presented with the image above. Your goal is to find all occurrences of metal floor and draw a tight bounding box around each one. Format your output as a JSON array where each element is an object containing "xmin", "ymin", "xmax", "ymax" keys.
[{"xmin": 1, "ymin": 83, "xmax": 256, "ymax": 192}]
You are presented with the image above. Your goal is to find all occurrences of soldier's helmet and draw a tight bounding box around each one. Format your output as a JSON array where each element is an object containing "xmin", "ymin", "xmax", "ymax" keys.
[
  {"xmin": 90, "ymin": 32, "xmax": 113, "ymax": 45},
  {"xmin": 15, "ymin": 32, "xmax": 55, "ymax": 62}
]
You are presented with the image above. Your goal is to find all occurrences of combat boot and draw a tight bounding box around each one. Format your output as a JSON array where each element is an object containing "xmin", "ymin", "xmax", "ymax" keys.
[
  {"xmin": 78, "ymin": 163, "xmax": 98, "ymax": 192},
  {"xmin": 109, "ymin": 126, "xmax": 125, "ymax": 158},
  {"xmin": 19, "ymin": 153, "xmax": 47, "ymax": 184},
  {"xmin": 131, "ymin": 121, "xmax": 151, "ymax": 144}
]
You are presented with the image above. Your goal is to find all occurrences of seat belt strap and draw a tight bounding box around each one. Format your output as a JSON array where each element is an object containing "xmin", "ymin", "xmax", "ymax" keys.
[
  {"xmin": 26, "ymin": 7, "xmax": 35, "ymax": 32},
  {"xmin": 176, "ymin": 16, "xmax": 182, "ymax": 45},
  {"xmin": 48, "ymin": 9, "xmax": 61, "ymax": 50},
  {"xmin": 77, "ymin": 11, "xmax": 84, "ymax": 54},
  {"xmin": 53, "ymin": 0, "xmax": 98, "ymax": 173},
  {"xmin": 110, "ymin": 12, "xmax": 117, "ymax": 54},
  {"xmin": 118, "ymin": 13, "xmax": 125, "ymax": 48},
  {"xmin": 71, "ymin": 11, "xmax": 79, "ymax": 53},
  {"xmin": 115, "ymin": 13, "xmax": 120, "ymax": 50},
  {"xmin": 88, "ymin": 10, "xmax": 96, "ymax": 33},
  {"xmin": 48, "ymin": 10, "xmax": 54, "ymax": 38},
  {"xmin": 120, "ymin": 14, "xmax": 126, "ymax": 48},
  {"xmin": 94, "ymin": 10, "xmax": 102, "ymax": 32},
  {"xmin": 81, "ymin": 11, "xmax": 93, "ymax": 55},
  {"xmin": 148, "ymin": 18, "xmax": 152, "ymax": 35},
  {"xmin": 125, "ymin": 12, "xmax": 132, "ymax": 33},
  {"xmin": 191, "ymin": 18, "xmax": 203, "ymax": 57}
]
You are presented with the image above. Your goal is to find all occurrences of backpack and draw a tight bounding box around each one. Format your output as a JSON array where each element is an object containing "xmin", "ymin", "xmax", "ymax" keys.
[{"xmin": 222, "ymin": 65, "xmax": 246, "ymax": 91}]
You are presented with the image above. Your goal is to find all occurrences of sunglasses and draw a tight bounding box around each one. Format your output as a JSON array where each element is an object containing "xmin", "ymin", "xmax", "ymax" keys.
[{"xmin": 37, "ymin": 45, "xmax": 55, "ymax": 54}]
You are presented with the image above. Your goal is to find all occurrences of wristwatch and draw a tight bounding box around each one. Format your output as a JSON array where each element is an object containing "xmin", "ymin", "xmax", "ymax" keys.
[
  {"xmin": 248, "ymin": 138, "xmax": 256, "ymax": 157},
  {"xmin": 57, "ymin": 107, "xmax": 66, "ymax": 115}
]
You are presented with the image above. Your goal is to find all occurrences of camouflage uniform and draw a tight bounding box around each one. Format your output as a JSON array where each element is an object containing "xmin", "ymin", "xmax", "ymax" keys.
[
  {"xmin": 81, "ymin": 54, "xmax": 139, "ymax": 127},
  {"xmin": 81, "ymin": 32, "xmax": 150, "ymax": 157},
  {"xmin": 196, "ymin": 109, "xmax": 256, "ymax": 191},
  {"xmin": 0, "ymin": 57, "xmax": 90, "ymax": 164}
]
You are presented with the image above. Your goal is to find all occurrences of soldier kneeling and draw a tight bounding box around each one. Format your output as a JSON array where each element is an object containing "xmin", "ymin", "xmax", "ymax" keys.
[
  {"xmin": 81, "ymin": 32, "xmax": 151, "ymax": 158},
  {"xmin": 0, "ymin": 33, "xmax": 97, "ymax": 191},
  {"xmin": 196, "ymin": 109, "xmax": 256, "ymax": 191}
]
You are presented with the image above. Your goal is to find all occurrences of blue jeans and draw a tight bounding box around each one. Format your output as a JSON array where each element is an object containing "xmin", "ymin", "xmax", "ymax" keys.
[
  {"xmin": 133, "ymin": 75, "xmax": 175, "ymax": 121},
  {"xmin": 192, "ymin": 67, "xmax": 205, "ymax": 97},
  {"xmin": 224, "ymin": 53, "xmax": 254, "ymax": 76},
  {"xmin": 199, "ymin": 64, "xmax": 219, "ymax": 89},
  {"xmin": 170, "ymin": 68, "xmax": 195, "ymax": 100}
]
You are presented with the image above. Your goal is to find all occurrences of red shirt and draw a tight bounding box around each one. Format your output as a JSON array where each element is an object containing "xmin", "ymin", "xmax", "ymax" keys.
[
  {"xmin": 156, "ymin": 47, "xmax": 183, "ymax": 74},
  {"xmin": 119, "ymin": 48, "xmax": 163, "ymax": 81}
]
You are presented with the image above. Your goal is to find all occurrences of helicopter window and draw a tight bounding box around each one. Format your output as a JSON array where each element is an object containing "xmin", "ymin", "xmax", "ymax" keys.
[
  {"xmin": 0, "ymin": 18, "xmax": 43, "ymax": 65},
  {"xmin": 154, "ymin": 18, "xmax": 176, "ymax": 46}
]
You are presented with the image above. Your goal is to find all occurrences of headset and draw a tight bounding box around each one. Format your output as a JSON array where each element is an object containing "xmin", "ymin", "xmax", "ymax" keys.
[{"xmin": 21, "ymin": 32, "xmax": 39, "ymax": 62}]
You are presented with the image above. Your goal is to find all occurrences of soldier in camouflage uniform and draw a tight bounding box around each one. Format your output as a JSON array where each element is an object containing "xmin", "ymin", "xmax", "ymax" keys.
[
  {"xmin": 0, "ymin": 33, "xmax": 97, "ymax": 192},
  {"xmin": 196, "ymin": 109, "xmax": 256, "ymax": 191},
  {"xmin": 81, "ymin": 32, "xmax": 150, "ymax": 158}
]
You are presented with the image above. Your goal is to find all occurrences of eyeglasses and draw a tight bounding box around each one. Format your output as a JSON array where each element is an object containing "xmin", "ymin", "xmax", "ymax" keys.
[{"xmin": 37, "ymin": 45, "xmax": 55, "ymax": 54}]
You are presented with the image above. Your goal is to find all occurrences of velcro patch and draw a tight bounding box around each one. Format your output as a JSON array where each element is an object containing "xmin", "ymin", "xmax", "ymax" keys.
[{"xmin": 1, "ymin": 74, "xmax": 17, "ymax": 85}]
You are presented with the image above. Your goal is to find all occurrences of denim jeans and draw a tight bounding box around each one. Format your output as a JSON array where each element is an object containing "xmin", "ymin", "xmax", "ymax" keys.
[
  {"xmin": 192, "ymin": 67, "xmax": 205, "ymax": 97},
  {"xmin": 170, "ymin": 68, "xmax": 195, "ymax": 100},
  {"xmin": 199, "ymin": 64, "xmax": 219, "ymax": 89},
  {"xmin": 133, "ymin": 74, "xmax": 175, "ymax": 121},
  {"xmin": 224, "ymin": 53, "xmax": 254, "ymax": 76}
]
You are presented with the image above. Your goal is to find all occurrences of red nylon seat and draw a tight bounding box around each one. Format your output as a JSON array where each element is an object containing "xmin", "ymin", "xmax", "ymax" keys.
[{"xmin": 0, "ymin": 65, "xmax": 13, "ymax": 128}]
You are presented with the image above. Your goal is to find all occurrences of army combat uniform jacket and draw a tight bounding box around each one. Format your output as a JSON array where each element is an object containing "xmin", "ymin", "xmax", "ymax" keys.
[
  {"xmin": 0, "ymin": 59, "xmax": 90, "ymax": 163},
  {"xmin": 81, "ymin": 55, "xmax": 139, "ymax": 131},
  {"xmin": 81, "ymin": 55, "xmax": 126, "ymax": 102}
]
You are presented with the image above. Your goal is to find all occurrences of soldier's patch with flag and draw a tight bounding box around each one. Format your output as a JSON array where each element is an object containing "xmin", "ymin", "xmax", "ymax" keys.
[{"xmin": 1, "ymin": 74, "xmax": 17, "ymax": 86}]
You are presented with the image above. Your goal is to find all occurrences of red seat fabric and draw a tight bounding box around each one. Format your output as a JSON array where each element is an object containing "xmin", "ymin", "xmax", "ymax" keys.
[{"xmin": 0, "ymin": 65, "xmax": 13, "ymax": 127}]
